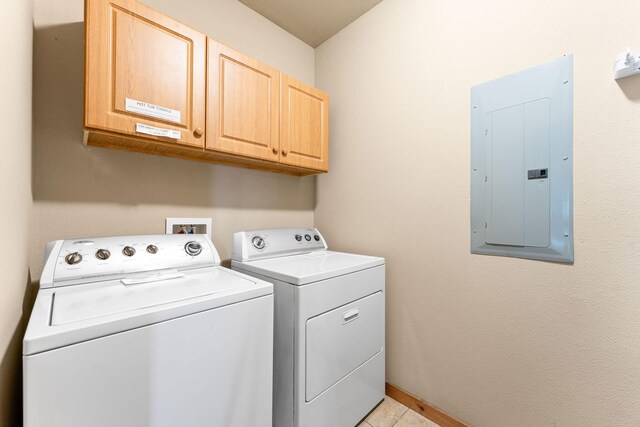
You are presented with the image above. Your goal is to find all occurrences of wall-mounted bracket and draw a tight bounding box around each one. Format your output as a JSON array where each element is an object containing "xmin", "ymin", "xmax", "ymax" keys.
[{"xmin": 614, "ymin": 48, "xmax": 640, "ymax": 80}]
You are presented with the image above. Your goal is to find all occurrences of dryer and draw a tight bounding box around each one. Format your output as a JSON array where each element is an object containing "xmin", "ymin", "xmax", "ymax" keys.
[
  {"xmin": 231, "ymin": 228, "xmax": 385, "ymax": 427},
  {"xmin": 23, "ymin": 234, "xmax": 273, "ymax": 427}
]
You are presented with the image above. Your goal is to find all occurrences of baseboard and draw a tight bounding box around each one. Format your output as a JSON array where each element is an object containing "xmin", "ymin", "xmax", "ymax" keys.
[{"xmin": 385, "ymin": 383, "xmax": 469, "ymax": 427}]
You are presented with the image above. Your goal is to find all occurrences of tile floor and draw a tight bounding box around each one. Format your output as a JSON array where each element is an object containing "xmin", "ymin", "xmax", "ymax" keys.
[{"xmin": 358, "ymin": 396, "xmax": 442, "ymax": 427}]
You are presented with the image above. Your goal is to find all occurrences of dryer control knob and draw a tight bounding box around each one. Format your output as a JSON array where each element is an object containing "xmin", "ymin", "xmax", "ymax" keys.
[
  {"xmin": 122, "ymin": 246, "xmax": 136, "ymax": 257},
  {"xmin": 146, "ymin": 245, "xmax": 158, "ymax": 254},
  {"xmin": 95, "ymin": 249, "xmax": 111, "ymax": 260},
  {"xmin": 314, "ymin": 235, "xmax": 320, "ymax": 241},
  {"xmin": 304, "ymin": 234, "xmax": 311, "ymax": 241},
  {"xmin": 252, "ymin": 236, "xmax": 266, "ymax": 250},
  {"xmin": 65, "ymin": 252, "xmax": 83, "ymax": 265},
  {"xmin": 295, "ymin": 234, "xmax": 302, "ymax": 242},
  {"xmin": 185, "ymin": 241, "xmax": 202, "ymax": 256}
]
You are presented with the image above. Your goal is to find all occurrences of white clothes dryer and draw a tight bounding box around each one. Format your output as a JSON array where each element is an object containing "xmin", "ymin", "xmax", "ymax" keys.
[
  {"xmin": 23, "ymin": 234, "xmax": 273, "ymax": 427},
  {"xmin": 231, "ymin": 228, "xmax": 385, "ymax": 427}
]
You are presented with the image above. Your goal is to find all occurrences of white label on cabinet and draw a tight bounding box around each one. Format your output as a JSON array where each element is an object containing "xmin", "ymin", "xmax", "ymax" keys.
[
  {"xmin": 135, "ymin": 123, "xmax": 181, "ymax": 139},
  {"xmin": 125, "ymin": 98, "xmax": 181, "ymax": 123}
]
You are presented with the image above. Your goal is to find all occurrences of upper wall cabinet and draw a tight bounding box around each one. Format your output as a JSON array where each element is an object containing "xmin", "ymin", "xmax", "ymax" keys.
[
  {"xmin": 206, "ymin": 39, "xmax": 280, "ymax": 161},
  {"xmin": 84, "ymin": 0, "xmax": 328, "ymax": 175},
  {"xmin": 85, "ymin": 0, "xmax": 206, "ymax": 147},
  {"xmin": 280, "ymin": 75, "xmax": 329, "ymax": 171}
]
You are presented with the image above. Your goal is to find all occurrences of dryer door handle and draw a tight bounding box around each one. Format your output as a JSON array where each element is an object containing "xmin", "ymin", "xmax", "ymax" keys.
[{"xmin": 343, "ymin": 308, "xmax": 359, "ymax": 324}]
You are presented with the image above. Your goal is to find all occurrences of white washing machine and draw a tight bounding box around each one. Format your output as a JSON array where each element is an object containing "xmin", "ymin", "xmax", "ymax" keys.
[
  {"xmin": 23, "ymin": 234, "xmax": 273, "ymax": 427},
  {"xmin": 231, "ymin": 228, "xmax": 385, "ymax": 427}
]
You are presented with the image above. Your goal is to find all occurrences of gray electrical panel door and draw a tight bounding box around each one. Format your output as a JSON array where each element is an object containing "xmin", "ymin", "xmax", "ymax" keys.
[{"xmin": 471, "ymin": 56, "xmax": 573, "ymax": 263}]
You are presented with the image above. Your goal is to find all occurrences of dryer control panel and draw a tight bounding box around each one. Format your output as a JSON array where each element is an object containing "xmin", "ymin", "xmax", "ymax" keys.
[
  {"xmin": 232, "ymin": 228, "xmax": 327, "ymax": 262},
  {"xmin": 40, "ymin": 234, "xmax": 221, "ymax": 288}
]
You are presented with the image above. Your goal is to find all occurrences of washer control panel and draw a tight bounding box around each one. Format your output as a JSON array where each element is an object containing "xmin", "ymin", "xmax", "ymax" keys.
[
  {"xmin": 232, "ymin": 228, "xmax": 327, "ymax": 262},
  {"xmin": 42, "ymin": 234, "xmax": 220, "ymax": 288}
]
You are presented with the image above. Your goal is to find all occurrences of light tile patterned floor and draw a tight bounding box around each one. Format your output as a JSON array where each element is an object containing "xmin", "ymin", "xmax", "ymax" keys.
[{"xmin": 358, "ymin": 396, "xmax": 441, "ymax": 427}]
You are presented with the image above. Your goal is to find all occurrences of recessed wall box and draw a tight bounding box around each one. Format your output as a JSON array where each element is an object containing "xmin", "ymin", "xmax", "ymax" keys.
[
  {"xmin": 470, "ymin": 55, "xmax": 573, "ymax": 263},
  {"xmin": 166, "ymin": 218, "xmax": 212, "ymax": 240}
]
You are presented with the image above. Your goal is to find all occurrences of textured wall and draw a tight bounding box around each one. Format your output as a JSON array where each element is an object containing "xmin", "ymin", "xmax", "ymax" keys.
[
  {"xmin": 314, "ymin": 0, "xmax": 640, "ymax": 425},
  {"xmin": 30, "ymin": 0, "xmax": 316, "ymax": 280},
  {"xmin": 0, "ymin": 1, "xmax": 32, "ymax": 425}
]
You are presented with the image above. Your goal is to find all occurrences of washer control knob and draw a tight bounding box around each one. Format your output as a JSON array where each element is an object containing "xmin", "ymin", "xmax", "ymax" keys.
[
  {"xmin": 146, "ymin": 245, "xmax": 158, "ymax": 254},
  {"xmin": 304, "ymin": 234, "xmax": 311, "ymax": 241},
  {"xmin": 65, "ymin": 252, "xmax": 83, "ymax": 265},
  {"xmin": 122, "ymin": 246, "xmax": 136, "ymax": 257},
  {"xmin": 95, "ymin": 249, "xmax": 111, "ymax": 260},
  {"xmin": 314, "ymin": 235, "xmax": 320, "ymax": 242},
  {"xmin": 252, "ymin": 236, "xmax": 266, "ymax": 250},
  {"xmin": 185, "ymin": 241, "xmax": 202, "ymax": 256},
  {"xmin": 295, "ymin": 234, "xmax": 302, "ymax": 242}
]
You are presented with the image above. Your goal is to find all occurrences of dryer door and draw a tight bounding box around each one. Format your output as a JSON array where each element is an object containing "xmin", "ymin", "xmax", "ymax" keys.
[{"xmin": 305, "ymin": 291, "xmax": 384, "ymax": 401}]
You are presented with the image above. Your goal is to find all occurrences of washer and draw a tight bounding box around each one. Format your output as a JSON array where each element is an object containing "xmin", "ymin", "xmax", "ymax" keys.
[
  {"xmin": 23, "ymin": 234, "xmax": 273, "ymax": 427},
  {"xmin": 231, "ymin": 228, "xmax": 385, "ymax": 427}
]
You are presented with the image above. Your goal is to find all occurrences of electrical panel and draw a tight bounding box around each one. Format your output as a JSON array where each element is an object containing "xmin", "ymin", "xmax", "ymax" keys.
[{"xmin": 470, "ymin": 56, "xmax": 573, "ymax": 263}]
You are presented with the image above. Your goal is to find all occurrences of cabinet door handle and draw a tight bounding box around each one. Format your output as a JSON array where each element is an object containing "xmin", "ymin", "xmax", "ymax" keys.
[
  {"xmin": 282, "ymin": 150, "xmax": 288, "ymax": 157},
  {"xmin": 193, "ymin": 127, "xmax": 203, "ymax": 138},
  {"xmin": 272, "ymin": 148, "xmax": 279, "ymax": 155}
]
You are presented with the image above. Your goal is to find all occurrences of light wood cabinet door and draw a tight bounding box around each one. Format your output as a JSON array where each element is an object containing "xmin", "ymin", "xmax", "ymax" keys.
[
  {"xmin": 280, "ymin": 74, "xmax": 329, "ymax": 171},
  {"xmin": 85, "ymin": 0, "xmax": 206, "ymax": 147},
  {"xmin": 206, "ymin": 39, "xmax": 280, "ymax": 161}
]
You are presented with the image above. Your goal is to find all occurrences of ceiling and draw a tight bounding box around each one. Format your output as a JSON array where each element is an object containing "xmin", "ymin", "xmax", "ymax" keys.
[{"xmin": 238, "ymin": 0, "xmax": 384, "ymax": 48}]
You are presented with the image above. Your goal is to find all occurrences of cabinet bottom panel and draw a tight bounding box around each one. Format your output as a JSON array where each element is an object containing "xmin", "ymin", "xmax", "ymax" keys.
[{"xmin": 84, "ymin": 130, "xmax": 325, "ymax": 176}]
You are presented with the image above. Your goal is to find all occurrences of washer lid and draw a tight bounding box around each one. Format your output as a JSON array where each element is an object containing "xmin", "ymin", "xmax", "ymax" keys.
[
  {"xmin": 52, "ymin": 268, "xmax": 247, "ymax": 325},
  {"xmin": 232, "ymin": 250, "xmax": 385, "ymax": 285},
  {"xmin": 23, "ymin": 267, "xmax": 273, "ymax": 355}
]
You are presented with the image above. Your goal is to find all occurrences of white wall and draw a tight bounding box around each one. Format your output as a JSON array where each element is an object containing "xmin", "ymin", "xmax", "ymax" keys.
[
  {"xmin": 315, "ymin": 0, "xmax": 640, "ymax": 425},
  {"xmin": 0, "ymin": 0, "xmax": 33, "ymax": 424},
  {"xmin": 30, "ymin": 0, "xmax": 316, "ymax": 280}
]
